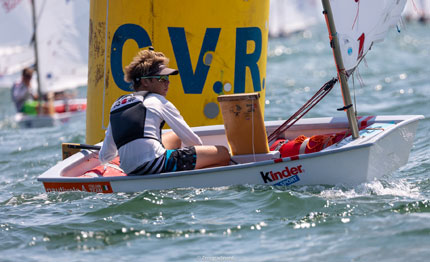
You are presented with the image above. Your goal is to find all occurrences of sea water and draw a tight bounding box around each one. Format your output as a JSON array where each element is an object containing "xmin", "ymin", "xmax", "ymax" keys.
[{"xmin": 0, "ymin": 22, "xmax": 429, "ymax": 262}]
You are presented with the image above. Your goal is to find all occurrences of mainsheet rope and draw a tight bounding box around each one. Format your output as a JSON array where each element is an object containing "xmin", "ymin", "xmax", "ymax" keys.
[{"xmin": 267, "ymin": 78, "xmax": 338, "ymax": 143}]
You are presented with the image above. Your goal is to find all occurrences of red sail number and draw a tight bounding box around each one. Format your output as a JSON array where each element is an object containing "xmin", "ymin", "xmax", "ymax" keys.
[{"xmin": 357, "ymin": 33, "xmax": 365, "ymax": 60}]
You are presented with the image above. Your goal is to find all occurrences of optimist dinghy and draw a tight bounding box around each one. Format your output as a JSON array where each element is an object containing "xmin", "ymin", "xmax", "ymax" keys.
[
  {"xmin": 14, "ymin": 98, "xmax": 87, "ymax": 128},
  {"xmin": 37, "ymin": 115, "xmax": 422, "ymax": 193},
  {"xmin": 38, "ymin": 0, "xmax": 424, "ymax": 193},
  {"xmin": 3, "ymin": 0, "xmax": 89, "ymax": 128}
]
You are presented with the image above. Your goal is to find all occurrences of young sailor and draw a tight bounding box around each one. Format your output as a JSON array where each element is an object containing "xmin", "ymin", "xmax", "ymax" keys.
[
  {"xmin": 11, "ymin": 67, "xmax": 38, "ymax": 114},
  {"xmin": 99, "ymin": 48, "xmax": 230, "ymax": 175},
  {"xmin": 11, "ymin": 67, "xmax": 56, "ymax": 115}
]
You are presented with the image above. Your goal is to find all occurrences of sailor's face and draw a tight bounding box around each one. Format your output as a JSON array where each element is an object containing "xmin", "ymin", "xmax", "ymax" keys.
[{"xmin": 150, "ymin": 77, "xmax": 169, "ymax": 97}]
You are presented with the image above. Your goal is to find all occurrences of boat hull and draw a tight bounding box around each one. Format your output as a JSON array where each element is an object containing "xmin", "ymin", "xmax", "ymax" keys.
[
  {"xmin": 14, "ymin": 98, "xmax": 86, "ymax": 128},
  {"xmin": 38, "ymin": 115, "xmax": 423, "ymax": 193}
]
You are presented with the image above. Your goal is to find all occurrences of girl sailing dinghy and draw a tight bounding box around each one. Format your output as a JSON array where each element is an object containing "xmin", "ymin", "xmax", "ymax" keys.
[
  {"xmin": 39, "ymin": 115, "xmax": 422, "ymax": 193},
  {"xmin": 2, "ymin": 0, "xmax": 89, "ymax": 127},
  {"xmin": 38, "ymin": 0, "xmax": 424, "ymax": 193}
]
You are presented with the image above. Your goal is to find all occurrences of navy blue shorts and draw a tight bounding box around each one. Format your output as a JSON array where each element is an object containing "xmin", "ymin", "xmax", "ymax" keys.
[
  {"xmin": 163, "ymin": 146, "xmax": 197, "ymax": 172},
  {"xmin": 128, "ymin": 146, "xmax": 197, "ymax": 176}
]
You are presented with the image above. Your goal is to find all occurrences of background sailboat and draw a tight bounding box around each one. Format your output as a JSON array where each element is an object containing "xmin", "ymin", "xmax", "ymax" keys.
[
  {"xmin": 0, "ymin": 0, "xmax": 34, "ymax": 87},
  {"xmin": 33, "ymin": 0, "xmax": 89, "ymax": 94},
  {"xmin": 1, "ymin": 0, "xmax": 89, "ymax": 127},
  {"xmin": 269, "ymin": 0, "xmax": 322, "ymax": 38},
  {"xmin": 403, "ymin": 0, "xmax": 430, "ymax": 22}
]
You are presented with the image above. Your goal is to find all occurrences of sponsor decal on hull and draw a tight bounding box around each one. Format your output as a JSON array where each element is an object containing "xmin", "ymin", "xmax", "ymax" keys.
[
  {"xmin": 44, "ymin": 182, "xmax": 113, "ymax": 193},
  {"xmin": 260, "ymin": 165, "xmax": 304, "ymax": 186}
]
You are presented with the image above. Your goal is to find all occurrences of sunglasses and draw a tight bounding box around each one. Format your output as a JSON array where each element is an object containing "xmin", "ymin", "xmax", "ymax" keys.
[{"xmin": 140, "ymin": 75, "xmax": 169, "ymax": 82}]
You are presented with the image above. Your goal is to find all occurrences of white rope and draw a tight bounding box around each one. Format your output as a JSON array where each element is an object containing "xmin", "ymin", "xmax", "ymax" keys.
[
  {"xmin": 299, "ymin": 138, "xmax": 310, "ymax": 155},
  {"xmin": 251, "ymin": 99, "xmax": 256, "ymax": 162},
  {"xmin": 101, "ymin": 0, "xmax": 110, "ymax": 130}
]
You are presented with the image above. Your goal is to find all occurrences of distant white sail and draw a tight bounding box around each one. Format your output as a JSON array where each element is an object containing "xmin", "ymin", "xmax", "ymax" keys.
[
  {"xmin": 0, "ymin": 0, "xmax": 89, "ymax": 92},
  {"xmin": 329, "ymin": 0, "xmax": 407, "ymax": 74},
  {"xmin": 269, "ymin": 0, "xmax": 322, "ymax": 37},
  {"xmin": 34, "ymin": 0, "xmax": 89, "ymax": 93},
  {"xmin": 403, "ymin": 0, "xmax": 430, "ymax": 21},
  {"xmin": 0, "ymin": 0, "xmax": 34, "ymax": 82}
]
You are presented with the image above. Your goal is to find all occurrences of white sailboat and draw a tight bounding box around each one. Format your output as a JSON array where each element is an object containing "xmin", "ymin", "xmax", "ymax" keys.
[
  {"xmin": 403, "ymin": 0, "xmax": 430, "ymax": 22},
  {"xmin": 269, "ymin": 0, "xmax": 322, "ymax": 38},
  {"xmin": 0, "ymin": 1, "xmax": 34, "ymax": 87},
  {"xmin": 1, "ymin": 0, "xmax": 89, "ymax": 127},
  {"xmin": 38, "ymin": 0, "xmax": 423, "ymax": 193}
]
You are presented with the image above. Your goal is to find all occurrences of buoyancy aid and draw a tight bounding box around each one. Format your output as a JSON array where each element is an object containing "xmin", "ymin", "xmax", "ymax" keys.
[{"xmin": 109, "ymin": 92, "xmax": 162, "ymax": 149}]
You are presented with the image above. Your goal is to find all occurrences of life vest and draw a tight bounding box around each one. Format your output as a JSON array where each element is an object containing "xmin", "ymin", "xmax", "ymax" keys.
[{"xmin": 109, "ymin": 92, "xmax": 162, "ymax": 149}]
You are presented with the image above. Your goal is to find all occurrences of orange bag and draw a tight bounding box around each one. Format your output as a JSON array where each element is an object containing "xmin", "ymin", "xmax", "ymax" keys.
[
  {"xmin": 80, "ymin": 157, "xmax": 126, "ymax": 177},
  {"xmin": 275, "ymin": 133, "xmax": 347, "ymax": 158}
]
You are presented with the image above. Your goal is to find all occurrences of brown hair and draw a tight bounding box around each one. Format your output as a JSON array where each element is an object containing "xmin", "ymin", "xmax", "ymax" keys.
[
  {"xmin": 22, "ymin": 67, "xmax": 34, "ymax": 79},
  {"xmin": 124, "ymin": 50, "xmax": 169, "ymax": 90}
]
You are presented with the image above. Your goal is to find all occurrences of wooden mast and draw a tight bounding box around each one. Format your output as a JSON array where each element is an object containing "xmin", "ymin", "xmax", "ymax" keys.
[
  {"xmin": 30, "ymin": 0, "xmax": 43, "ymax": 114},
  {"xmin": 321, "ymin": 0, "xmax": 359, "ymax": 139}
]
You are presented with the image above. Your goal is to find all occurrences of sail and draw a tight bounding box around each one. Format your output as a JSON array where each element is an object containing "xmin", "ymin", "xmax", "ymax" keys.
[
  {"xmin": 0, "ymin": 0, "xmax": 89, "ymax": 92},
  {"xmin": 329, "ymin": 0, "xmax": 407, "ymax": 75},
  {"xmin": 269, "ymin": 0, "xmax": 322, "ymax": 37},
  {"xmin": 34, "ymin": 0, "xmax": 89, "ymax": 94},
  {"xmin": 0, "ymin": 1, "xmax": 34, "ymax": 86},
  {"xmin": 403, "ymin": 0, "xmax": 430, "ymax": 21}
]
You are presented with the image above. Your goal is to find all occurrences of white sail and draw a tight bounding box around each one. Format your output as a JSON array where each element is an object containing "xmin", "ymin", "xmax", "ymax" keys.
[
  {"xmin": 0, "ymin": 1, "xmax": 34, "ymax": 86},
  {"xmin": 269, "ymin": 0, "xmax": 322, "ymax": 38},
  {"xmin": 0, "ymin": 0, "xmax": 89, "ymax": 92},
  {"xmin": 403, "ymin": 0, "xmax": 430, "ymax": 21},
  {"xmin": 329, "ymin": 0, "xmax": 407, "ymax": 75},
  {"xmin": 34, "ymin": 0, "xmax": 89, "ymax": 93}
]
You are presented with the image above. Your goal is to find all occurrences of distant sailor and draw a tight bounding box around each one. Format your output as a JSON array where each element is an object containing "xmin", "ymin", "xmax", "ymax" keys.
[
  {"xmin": 99, "ymin": 48, "xmax": 230, "ymax": 175},
  {"xmin": 11, "ymin": 67, "xmax": 38, "ymax": 114},
  {"xmin": 11, "ymin": 67, "xmax": 56, "ymax": 115}
]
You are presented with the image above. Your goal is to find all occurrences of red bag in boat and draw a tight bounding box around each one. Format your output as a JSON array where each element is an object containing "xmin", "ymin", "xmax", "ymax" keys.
[
  {"xmin": 277, "ymin": 133, "xmax": 346, "ymax": 158},
  {"xmin": 270, "ymin": 138, "xmax": 287, "ymax": 151},
  {"xmin": 270, "ymin": 121, "xmax": 370, "ymax": 158},
  {"xmin": 80, "ymin": 156, "xmax": 126, "ymax": 177}
]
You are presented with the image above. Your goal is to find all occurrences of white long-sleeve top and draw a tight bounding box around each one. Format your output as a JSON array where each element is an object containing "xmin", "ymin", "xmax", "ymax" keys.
[
  {"xmin": 99, "ymin": 92, "xmax": 202, "ymax": 174},
  {"xmin": 11, "ymin": 81, "xmax": 33, "ymax": 111}
]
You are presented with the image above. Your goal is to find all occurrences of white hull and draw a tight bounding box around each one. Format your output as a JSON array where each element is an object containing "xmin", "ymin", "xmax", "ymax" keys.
[
  {"xmin": 14, "ymin": 98, "xmax": 86, "ymax": 128},
  {"xmin": 37, "ymin": 115, "xmax": 423, "ymax": 193}
]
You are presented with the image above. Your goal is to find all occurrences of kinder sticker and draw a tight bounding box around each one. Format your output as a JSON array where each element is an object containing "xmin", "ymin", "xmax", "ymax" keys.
[
  {"xmin": 274, "ymin": 175, "xmax": 300, "ymax": 186},
  {"xmin": 260, "ymin": 164, "xmax": 304, "ymax": 186}
]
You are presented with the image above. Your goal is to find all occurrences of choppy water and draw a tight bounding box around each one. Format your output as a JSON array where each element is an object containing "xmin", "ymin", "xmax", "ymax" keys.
[{"xmin": 0, "ymin": 22, "xmax": 429, "ymax": 262}]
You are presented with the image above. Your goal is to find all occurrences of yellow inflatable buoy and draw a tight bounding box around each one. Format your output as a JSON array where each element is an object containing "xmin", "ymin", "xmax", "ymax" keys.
[{"xmin": 86, "ymin": 0, "xmax": 270, "ymax": 144}]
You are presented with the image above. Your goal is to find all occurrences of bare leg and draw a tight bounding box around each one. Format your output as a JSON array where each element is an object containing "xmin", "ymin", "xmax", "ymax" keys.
[
  {"xmin": 162, "ymin": 131, "xmax": 181, "ymax": 149},
  {"xmin": 195, "ymin": 145, "xmax": 230, "ymax": 169}
]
